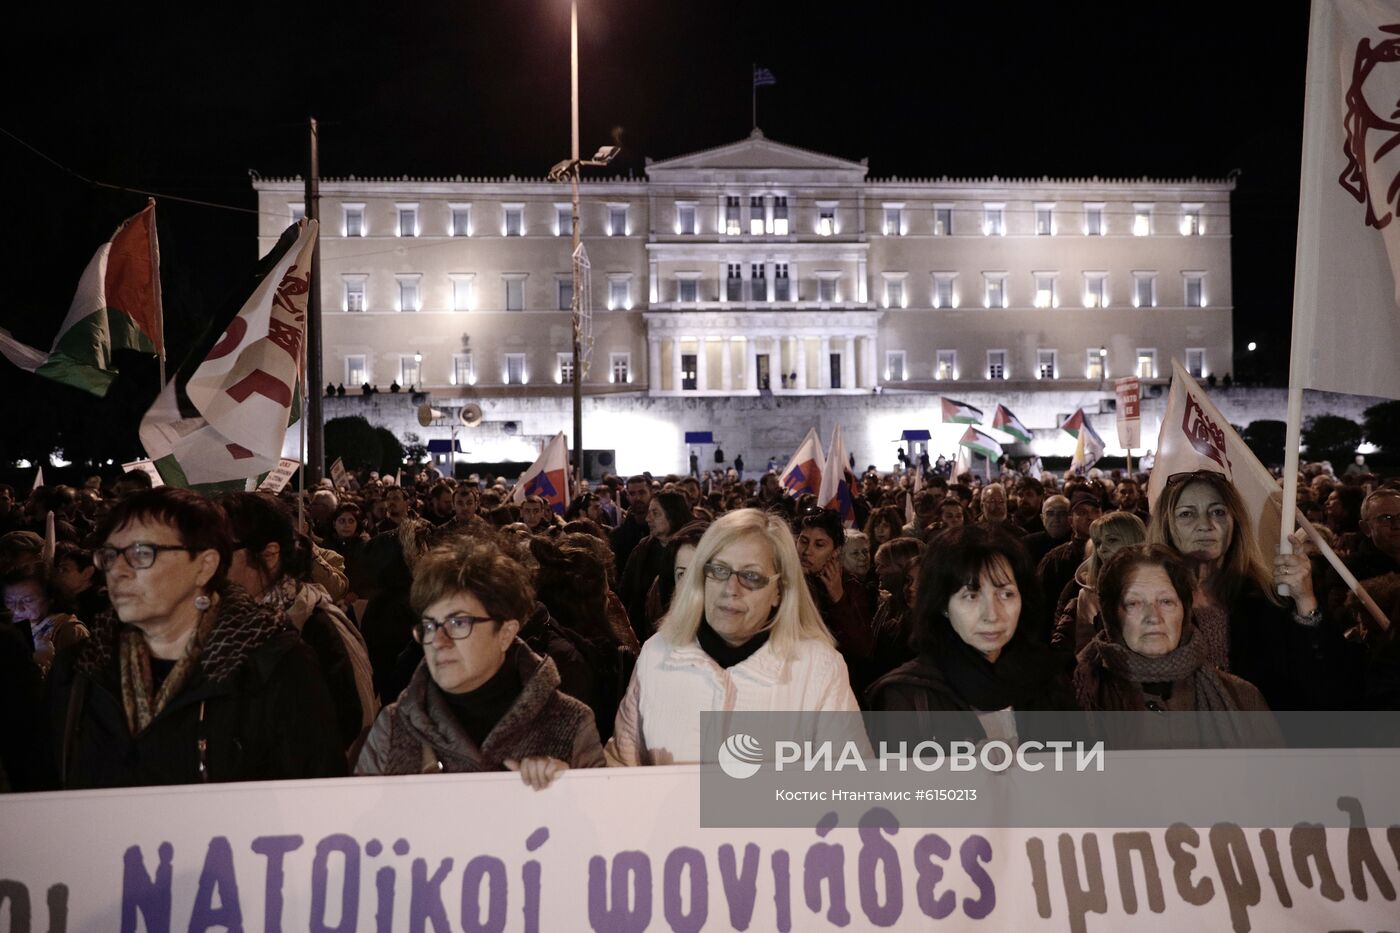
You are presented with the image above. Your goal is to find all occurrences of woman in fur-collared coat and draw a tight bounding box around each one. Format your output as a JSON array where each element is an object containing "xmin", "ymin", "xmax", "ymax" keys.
[{"xmin": 355, "ymin": 536, "xmax": 604, "ymax": 788}]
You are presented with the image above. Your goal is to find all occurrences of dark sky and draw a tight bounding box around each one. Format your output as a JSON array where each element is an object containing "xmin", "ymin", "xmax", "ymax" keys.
[{"xmin": 1, "ymin": 0, "xmax": 1311, "ymax": 462}]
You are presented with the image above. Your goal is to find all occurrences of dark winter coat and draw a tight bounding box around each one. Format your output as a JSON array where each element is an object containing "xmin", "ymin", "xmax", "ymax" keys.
[{"xmin": 48, "ymin": 586, "xmax": 346, "ymax": 789}]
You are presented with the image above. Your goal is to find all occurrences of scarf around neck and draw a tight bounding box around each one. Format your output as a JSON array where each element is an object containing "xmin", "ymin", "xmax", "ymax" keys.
[
  {"xmin": 1073, "ymin": 623, "xmax": 1236, "ymax": 713},
  {"xmin": 119, "ymin": 599, "xmax": 217, "ymax": 735}
]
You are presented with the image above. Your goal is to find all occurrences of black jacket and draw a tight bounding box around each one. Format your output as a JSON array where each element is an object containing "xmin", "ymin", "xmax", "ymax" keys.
[{"xmin": 48, "ymin": 586, "xmax": 346, "ymax": 789}]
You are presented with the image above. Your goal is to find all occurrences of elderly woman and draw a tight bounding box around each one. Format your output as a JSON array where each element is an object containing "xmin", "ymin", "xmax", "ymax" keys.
[
  {"xmin": 1073, "ymin": 545, "xmax": 1280, "ymax": 746},
  {"xmin": 607, "ymin": 508, "xmax": 865, "ymax": 765},
  {"xmin": 867, "ymin": 526, "xmax": 1070, "ymax": 741},
  {"xmin": 1051, "ymin": 511, "xmax": 1147, "ymax": 660},
  {"xmin": 1149, "ymin": 470, "xmax": 1361, "ymax": 709},
  {"xmin": 356, "ymin": 538, "xmax": 604, "ymax": 787},
  {"xmin": 49, "ymin": 488, "xmax": 345, "ymax": 787}
]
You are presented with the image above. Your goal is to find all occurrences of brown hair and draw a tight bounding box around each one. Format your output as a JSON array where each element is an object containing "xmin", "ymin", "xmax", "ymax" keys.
[
  {"xmin": 95, "ymin": 488, "xmax": 233, "ymax": 592},
  {"xmin": 1147, "ymin": 471, "xmax": 1276, "ymax": 606},
  {"xmin": 1097, "ymin": 544, "xmax": 1196, "ymax": 643},
  {"xmin": 409, "ymin": 537, "xmax": 534, "ymax": 624}
]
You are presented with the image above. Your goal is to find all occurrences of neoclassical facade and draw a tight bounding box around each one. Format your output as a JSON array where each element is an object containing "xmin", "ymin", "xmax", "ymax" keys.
[{"xmin": 253, "ymin": 132, "xmax": 1234, "ymax": 473}]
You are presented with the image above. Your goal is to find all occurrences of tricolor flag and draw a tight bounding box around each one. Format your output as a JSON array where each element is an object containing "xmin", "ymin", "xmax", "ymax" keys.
[
  {"xmin": 941, "ymin": 397, "xmax": 983, "ymax": 424},
  {"xmin": 1061, "ymin": 408, "xmax": 1105, "ymax": 474},
  {"xmin": 0, "ymin": 202, "xmax": 162, "ymax": 395},
  {"xmin": 140, "ymin": 221, "xmax": 317, "ymax": 488},
  {"xmin": 753, "ymin": 65, "xmax": 777, "ymax": 88},
  {"xmin": 958, "ymin": 426, "xmax": 1004, "ymax": 462},
  {"xmin": 779, "ymin": 427, "xmax": 825, "ymax": 497},
  {"xmin": 1289, "ymin": 0, "xmax": 1400, "ymax": 399},
  {"xmin": 512, "ymin": 432, "xmax": 571, "ymax": 514},
  {"xmin": 991, "ymin": 404, "xmax": 1033, "ymax": 444},
  {"xmin": 817, "ymin": 425, "xmax": 858, "ymax": 526}
]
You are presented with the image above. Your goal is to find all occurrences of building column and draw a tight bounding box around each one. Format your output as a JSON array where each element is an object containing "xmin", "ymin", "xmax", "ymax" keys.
[
  {"xmin": 842, "ymin": 336, "xmax": 856, "ymax": 390},
  {"xmin": 696, "ymin": 337, "xmax": 709, "ymax": 392},
  {"xmin": 648, "ymin": 336, "xmax": 662, "ymax": 392},
  {"xmin": 857, "ymin": 258, "xmax": 868, "ymax": 304},
  {"xmin": 671, "ymin": 338, "xmax": 683, "ymax": 395},
  {"xmin": 746, "ymin": 337, "xmax": 758, "ymax": 391},
  {"xmin": 867, "ymin": 335, "xmax": 879, "ymax": 387},
  {"xmin": 818, "ymin": 336, "xmax": 831, "ymax": 389},
  {"xmin": 794, "ymin": 337, "xmax": 807, "ymax": 391},
  {"xmin": 720, "ymin": 336, "xmax": 733, "ymax": 391}
]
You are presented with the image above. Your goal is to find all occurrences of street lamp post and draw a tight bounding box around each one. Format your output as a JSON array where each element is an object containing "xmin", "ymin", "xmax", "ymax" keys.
[{"xmin": 549, "ymin": 0, "xmax": 619, "ymax": 484}]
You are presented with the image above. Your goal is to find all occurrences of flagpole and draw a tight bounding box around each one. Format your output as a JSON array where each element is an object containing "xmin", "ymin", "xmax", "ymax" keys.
[
  {"xmin": 1126, "ymin": 448, "xmax": 1133, "ymax": 475},
  {"xmin": 751, "ymin": 64, "xmax": 756, "ymax": 130},
  {"xmin": 147, "ymin": 199, "xmax": 166, "ymax": 388}
]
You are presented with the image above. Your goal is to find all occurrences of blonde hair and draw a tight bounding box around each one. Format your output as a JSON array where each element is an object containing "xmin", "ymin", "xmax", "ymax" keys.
[
  {"xmin": 1086, "ymin": 511, "xmax": 1147, "ymax": 585},
  {"xmin": 1148, "ymin": 474, "xmax": 1277, "ymax": 606},
  {"xmin": 658, "ymin": 508, "xmax": 834, "ymax": 658}
]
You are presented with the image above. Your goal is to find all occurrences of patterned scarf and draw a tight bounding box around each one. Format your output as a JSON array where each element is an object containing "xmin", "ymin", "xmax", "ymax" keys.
[
  {"xmin": 1073, "ymin": 623, "xmax": 1236, "ymax": 713},
  {"xmin": 119, "ymin": 600, "xmax": 216, "ymax": 736}
]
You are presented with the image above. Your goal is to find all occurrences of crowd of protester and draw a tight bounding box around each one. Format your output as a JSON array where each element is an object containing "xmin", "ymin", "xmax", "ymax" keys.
[{"xmin": 1, "ymin": 452, "xmax": 1397, "ymax": 794}]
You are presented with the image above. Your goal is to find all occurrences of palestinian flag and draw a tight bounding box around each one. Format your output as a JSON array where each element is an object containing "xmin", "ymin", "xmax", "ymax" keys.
[
  {"xmin": 1060, "ymin": 408, "xmax": 1088, "ymax": 437},
  {"xmin": 1063, "ymin": 409, "xmax": 1106, "ymax": 474},
  {"xmin": 140, "ymin": 220, "xmax": 317, "ymax": 489},
  {"xmin": 958, "ymin": 427, "xmax": 1004, "ymax": 462},
  {"xmin": 941, "ymin": 397, "xmax": 983, "ymax": 424},
  {"xmin": 991, "ymin": 404, "xmax": 1032, "ymax": 444},
  {"xmin": 0, "ymin": 202, "xmax": 161, "ymax": 395}
]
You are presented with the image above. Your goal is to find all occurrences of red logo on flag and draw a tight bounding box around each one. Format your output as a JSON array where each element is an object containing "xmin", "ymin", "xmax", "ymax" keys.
[
  {"xmin": 1182, "ymin": 393, "xmax": 1232, "ymax": 475},
  {"xmin": 1340, "ymin": 24, "xmax": 1400, "ymax": 230}
]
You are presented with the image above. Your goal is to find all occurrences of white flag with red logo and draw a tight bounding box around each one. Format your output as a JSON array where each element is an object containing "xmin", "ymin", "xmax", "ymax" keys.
[
  {"xmin": 779, "ymin": 427, "xmax": 825, "ymax": 498},
  {"xmin": 511, "ymin": 432, "xmax": 571, "ymax": 514},
  {"xmin": 1290, "ymin": 0, "xmax": 1400, "ymax": 399},
  {"xmin": 817, "ymin": 424, "xmax": 858, "ymax": 526},
  {"xmin": 1147, "ymin": 359, "xmax": 1292, "ymax": 549},
  {"xmin": 140, "ymin": 221, "xmax": 316, "ymax": 487}
]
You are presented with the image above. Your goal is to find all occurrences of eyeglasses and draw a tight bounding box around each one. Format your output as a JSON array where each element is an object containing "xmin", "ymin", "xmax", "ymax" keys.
[
  {"xmin": 413, "ymin": 614, "xmax": 494, "ymax": 643},
  {"xmin": 703, "ymin": 562, "xmax": 774, "ymax": 591},
  {"xmin": 94, "ymin": 543, "xmax": 199, "ymax": 572},
  {"xmin": 1164, "ymin": 469, "xmax": 1230, "ymax": 489}
]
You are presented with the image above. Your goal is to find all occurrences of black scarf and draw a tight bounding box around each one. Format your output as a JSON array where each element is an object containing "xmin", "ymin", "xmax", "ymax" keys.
[
  {"xmin": 927, "ymin": 624, "xmax": 1056, "ymax": 712},
  {"xmin": 441, "ymin": 642, "xmax": 524, "ymax": 747},
  {"xmin": 697, "ymin": 620, "xmax": 770, "ymax": 669}
]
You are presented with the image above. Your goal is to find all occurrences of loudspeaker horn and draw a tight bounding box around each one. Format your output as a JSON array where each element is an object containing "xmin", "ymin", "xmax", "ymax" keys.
[
  {"xmin": 460, "ymin": 403, "xmax": 484, "ymax": 428},
  {"xmin": 416, "ymin": 404, "xmax": 445, "ymax": 428}
]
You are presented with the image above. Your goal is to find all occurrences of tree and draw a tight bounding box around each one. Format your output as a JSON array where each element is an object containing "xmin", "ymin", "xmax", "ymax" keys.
[
  {"xmin": 373, "ymin": 427, "xmax": 405, "ymax": 473},
  {"xmin": 402, "ymin": 431, "xmax": 428, "ymax": 465},
  {"xmin": 1302, "ymin": 415, "xmax": 1363, "ymax": 466},
  {"xmin": 324, "ymin": 416, "xmax": 382, "ymax": 471},
  {"xmin": 1241, "ymin": 420, "xmax": 1287, "ymax": 467},
  {"xmin": 1363, "ymin": 399, "xmax": 1400, "ymax": 453}
]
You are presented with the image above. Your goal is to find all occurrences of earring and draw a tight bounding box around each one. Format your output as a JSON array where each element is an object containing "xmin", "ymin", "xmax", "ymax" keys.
[{"xmin": 194, "ymin": 594, "xmax": 212, "ymax": 611}]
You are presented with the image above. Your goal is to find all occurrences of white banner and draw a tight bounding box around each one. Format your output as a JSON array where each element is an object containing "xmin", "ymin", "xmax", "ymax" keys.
[
  {"xmin": 2, "ymin": 763, "xmax": 1397, "ymax": 931},
  {"xmin": 120, "ymin": 458, "xmax": 166, "ymax": 488},
  {"xmin": 1291, "ymin": 0, "xmax": 1400, "ymax": 399},
  {"xmin": 1114, "ymin": 376, "xmax": 1141, "ymax": 449},
  {"xmin": 329, "ymin": 457, "xmax": 347, "ymax": 489}
]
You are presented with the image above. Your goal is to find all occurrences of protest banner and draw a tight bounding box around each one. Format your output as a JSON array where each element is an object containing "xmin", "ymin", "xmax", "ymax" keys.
[
  {"xmin": 329, "ymin": 456, "xmax": 347, "ymax": 488},
  {"xmin": 121, "ymin": 458, "xmax": 165, "ymax": 488},
  {"xmin": 256, "ymin": 457, "xmax": 302, "ymax": 494},
  {"xmin": 2, "ymin": 758, "xmax": 1397, "ymax": 932},
  {"xmin": 1113, "ymin": 376, "xmax": 1141, "ymax": 450}
]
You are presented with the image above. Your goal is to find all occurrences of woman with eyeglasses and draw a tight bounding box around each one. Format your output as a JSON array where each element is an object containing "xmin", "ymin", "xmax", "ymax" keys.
[
  {"xmin": 3, "ymin": 561, "xmax": 89, "ymax": 676},
  {"xmin": 606, "ymin": 508, "xmax": 866, "ymax": 766},
  {"xmin": 1148, "ymin": 470, "xmax": 1361, "ymax": 710},
  {"xmin": 48, "ymin": 488, "xmax": 345, "ymax": 788},
  {"xmin": 356, "ymin": 537, "xmax": 603, "ymax": 787}
]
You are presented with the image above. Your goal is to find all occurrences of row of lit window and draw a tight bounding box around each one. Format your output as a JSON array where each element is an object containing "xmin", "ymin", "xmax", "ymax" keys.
[
  {"xmin": 340, "ymin": 274, "xmax": 634, "ymax": 313},
  {"xmin": 290, "ymin": 199, "xmax": 1207, "ymax": 239},
  {"xmin": 882, "ymin": 270, "xmax": 1208, "ymax": 309},
  {"xmin": 341, "ymin": 345, "xmax": 1204, "ymax": 392},
  {"xmin": 344, "ymin": 351, "xmax": 635, "ymax": 389}
]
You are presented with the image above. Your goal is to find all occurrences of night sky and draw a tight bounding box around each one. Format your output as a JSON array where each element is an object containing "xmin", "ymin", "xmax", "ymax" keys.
[{"xmin": 1, "ymin": 1, "xmax": 1312, "ymax": 468}]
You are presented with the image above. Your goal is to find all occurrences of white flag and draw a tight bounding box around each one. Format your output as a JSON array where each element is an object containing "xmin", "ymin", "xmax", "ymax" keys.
[
  {"xmin": 817, "ymin": 425, "xmax": 857, "ymax": 526},
  {"xmin": 1290, "ymin": 0, "xmax": 1400, "ymax": 398},
  {"xmin": 1148, "ymin": 359, "xmax": 1289, "ymax": 549},
  {"xmin": 511, "ymin": 432, "xmax": 571, "ymax": 514},
  {"xmin": 778, "ymin": 428, "xmax": 825, "ymax": 498}
]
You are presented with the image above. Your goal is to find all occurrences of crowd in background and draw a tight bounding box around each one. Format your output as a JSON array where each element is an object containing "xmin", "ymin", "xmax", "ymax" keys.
[{"xmin": 1, "ymin": 452, "xmax": 1397, "ymax": 793}]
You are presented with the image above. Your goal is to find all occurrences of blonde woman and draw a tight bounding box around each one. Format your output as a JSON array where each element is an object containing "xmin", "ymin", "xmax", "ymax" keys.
[
  {"xmin": 606, "ymin": 509, "xmax": 865, "ymax": 765},
  {"xmin": 1051, "ymin": 511, "xmax": 1147, "ymax": 660}
]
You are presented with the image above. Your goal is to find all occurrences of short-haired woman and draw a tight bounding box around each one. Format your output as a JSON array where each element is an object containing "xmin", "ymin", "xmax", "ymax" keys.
[
  {"xmin": 50, "ymin": 488, "xmax": 345, "ymax": 787},
  {"xmin": 607, "ymin": 509, "xmax": 865, "ymax": 765},
  {"xmin": 356, "ymin": 538, "xmax": 604, "ymax": 788}
]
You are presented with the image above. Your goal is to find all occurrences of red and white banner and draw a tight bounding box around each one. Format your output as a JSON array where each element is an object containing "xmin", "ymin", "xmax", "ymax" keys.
[
  {"xmin": 1114, "ymin": 376, "xmax": 1142, "ymax": 449},
  {"xmin": 817, "ymin": 424, "xmax": 857, "ymax": 526},
  {"xmin": 780, "ymin": 427, "xmax": 825, "ymax": 498}
]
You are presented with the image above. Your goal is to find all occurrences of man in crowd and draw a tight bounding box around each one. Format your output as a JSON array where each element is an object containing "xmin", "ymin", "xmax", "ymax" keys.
[
  {"xmin": 610, "ymin": 475, "xmax": 653, "ymax": 572},
  {"xmin": 1037, "ymin": 488, "xmax": 1102, "ymax": 616},
  {"xmin": 1114, "ymin": 478, "xmax": 1150, "ymax": 522},
  {"xmin": 424, "ymin": 482, "xmax": 455, "ymax": 527},
  {"xmin": 1013, "ymin": 477, "xmax": 1046, "ymax": 535},
  {"xmin": 1349, "ymin": 488, "xmax": 1400, "ymax": 580},
  {"xmin": 518, "ymin": 495, "xmax": 556, "ymax": 534},
  {"xmin": 1023, "ymin": 493, "xmax": 1072, "ymax": 566},
  {"xmin": 977, "ymin": 482, "xmax": 1024, "ymax": 537}
]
